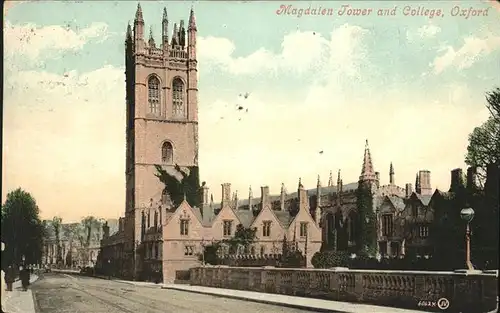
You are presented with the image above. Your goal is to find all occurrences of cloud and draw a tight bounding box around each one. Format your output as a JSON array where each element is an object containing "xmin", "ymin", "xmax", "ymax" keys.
[
  {"xmin": 4, "ymin": 0, "xmax": 23, "ymax": 14},
  {"xmin": 407, "ymin": 23, "xmax": 441, "ymax": 42},
  {"xmin": 431, "ymin": 33, "xmax": 500, "ymax": 75},
  {"xmin": 3, "ymin": 21, "xmax": 110, "ymax": 61},
  {"xmin": 3, "ymin": 21, "xmax": 492, "ymax": 220},
  {"xmin": 198, "ymin": 24, "xmax": 367, "ymax": 76},
  {"xmin": 3, "ymin": 66, "xmax": 125, "ymax": 221}
]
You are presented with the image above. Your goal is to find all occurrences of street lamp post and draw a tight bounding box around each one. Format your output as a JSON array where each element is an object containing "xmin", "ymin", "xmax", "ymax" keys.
[{"xmin": 460, "ymin": 207, "xmax": 475, "ymax": 271}]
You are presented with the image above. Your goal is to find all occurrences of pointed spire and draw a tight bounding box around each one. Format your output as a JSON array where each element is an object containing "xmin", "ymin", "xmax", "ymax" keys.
[
  {"xmin": 162, "ymin": 7, "xmax": 168, "ymax": 21},
  {"xmin": 126, "ymin": 22, "xmax": 132, "ymax": 40},
  {"xmin": 179, "ymin": 20, "xmax": 186, "ymax": 46},
  {"xmin": 183, "ymin": 193, "xmax": 187, "ymax": 201},
  {"xmin": 328, "ymin": 170, "xmax": 333, "ymax": 187},
  {"xmin": 188, "ymin": 6, "xmax": 197, "ymax": 31},
  {"xmin": 280, "ymin": 183, "xmax": 286, "ymax": 211},
  {"xmin": 360, "ymin": 139, "xmax": 376, "ymax": 181},
  {"xmin": 337, "ymin": 169, "xmax": 341, "ymax": 184},
  {"xmin": 317, "ymin": 175, "xmax": 321, "ymax": 187},
  {"xmin": 148, "ymin": 26, "xmax": 155, "ymax": 47},
  {"xmin": 389, "ymin": 162, "xmax": 395, "ymax": 185},
  {"xmin": 171, "ymin": 23, "xmax": 178, "ymax": 46},
  {"xmin": 135, "ymin": 3, "xmax": 144, "ymax": 22},
  {"xmin": 210, "ymin": 193, "xmax": 214, "ymax": 205},
  {"xmin": 248, "ymin": 185, "xmax": 253, "ymax": 210},
  {"xmin": 298, "ymin": 177, "xmax": 303, "ymax": 189}
]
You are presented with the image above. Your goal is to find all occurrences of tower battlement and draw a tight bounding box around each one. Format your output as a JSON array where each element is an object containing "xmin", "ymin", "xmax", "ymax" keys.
[{"xmin": 127, "ymin": 4, "xmax": 197, "ymax": 61}]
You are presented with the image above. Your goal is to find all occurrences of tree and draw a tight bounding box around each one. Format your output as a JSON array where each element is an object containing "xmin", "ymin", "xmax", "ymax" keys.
[
  {"xmin": 355, "ymin": 183, "xmax": 377, "ymax": 255},
  {"xmin": 1, "ymin": 188, "xmax": 45, "ymax": 266},
  {"xmin": 465, "ymin": 88, "xmax": 500, "ymax": 184},
  {"xmin": 77, "ymin": 216, "xmax": 102, "ymax": 266},
  {"xmin": 199, "ymin": 224, "xmax": 257, "ymax": 264},
  {"xmin": 52, "ymin": 216, "xmax": 63, "ymax": 265},
  {"xmin": 63, "ymin": 223, "xmax": 78, "ymax": 267},
  {"xmin": 485, "ymin": 87, "xmax": 500, "ymax": 122},
  {"xmin": 155, "ymin": 164, "xmax": 201, "ymax": 208}
]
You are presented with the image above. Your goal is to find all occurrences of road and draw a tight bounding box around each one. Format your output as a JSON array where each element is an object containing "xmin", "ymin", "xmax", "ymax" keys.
[{"xmin": 32, "ymin": 273, "xmax": 315, "ymax": 313}]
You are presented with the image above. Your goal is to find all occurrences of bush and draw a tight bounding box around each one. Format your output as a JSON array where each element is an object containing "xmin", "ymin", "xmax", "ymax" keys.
[
  {"xmin": 312, "ymin": 251, "xmax": 350, "ymax": 268},
  {"xmin": 199, "ymin": 243, "xmax": 220, "ymax": 265}
]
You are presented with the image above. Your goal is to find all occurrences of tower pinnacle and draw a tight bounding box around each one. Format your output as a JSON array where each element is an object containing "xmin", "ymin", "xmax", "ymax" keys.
[
  {"xmin": 188, "ymin": 6, "xmax": 197, "ymax": 31},
  {"xmin": 389, "ymin": 162, "xmax": 395, "ymax": 185},
  {"xmin": 148, "ymin": 26, "xmax": 155, "ymax": 47},
  {"xmin": 126, "ymin": 22, "xmax": 132, "ymax": 41},
  {"xmin": 163, "ymin": 7, "xmax": 168, "ymax": 21},
  {"xmin": 359, "ymin": 139, "xmax": 377, "ymax": 181},
  {"xmin": 135, "ymin": 3, "xmax": 143, "ymax": 22}
]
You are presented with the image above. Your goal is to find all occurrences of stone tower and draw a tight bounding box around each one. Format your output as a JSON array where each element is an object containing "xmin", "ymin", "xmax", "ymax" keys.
[{"xmin": 124, "ymin": 4, "xmax": 199, "ymax": 276}]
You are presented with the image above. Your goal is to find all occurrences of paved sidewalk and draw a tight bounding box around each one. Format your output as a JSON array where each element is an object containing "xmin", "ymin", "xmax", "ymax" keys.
[
  {"xmin": 51, "ymin": 269, "xmax": 80, "ymax": 274},
  {"xmin": 52, "ymin": 269, "xmax": 162, "ymax": 288},
  {"xmin": 4, "ymin": 274, "xmax": 39, "ymax": 313},
  {"xmin": 162, "ymin": 284, "xmax": 434, "ymax": 313}
]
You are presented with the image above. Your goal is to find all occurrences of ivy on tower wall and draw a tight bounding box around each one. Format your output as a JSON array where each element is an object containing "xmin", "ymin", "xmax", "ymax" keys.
[
  {"xmin": 154, "ymin": 164, "xmax": 201, "ymax": 209},
  {"xmin": 355, "ymin": 181, "xmax": 377, "ymax": 255}
]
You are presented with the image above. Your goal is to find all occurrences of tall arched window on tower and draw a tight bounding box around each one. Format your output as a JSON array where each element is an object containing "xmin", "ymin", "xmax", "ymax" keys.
[
  {"xmin": 172, "ymin": 78, "xmax": 184, "ymax": 118},
  {"xmin": 162, "ymin": 141, "xmax": 173, "ymax": 164},
  {"xmin": 148, "ymin": 76, "xmax": 160, "ymax": 115}
]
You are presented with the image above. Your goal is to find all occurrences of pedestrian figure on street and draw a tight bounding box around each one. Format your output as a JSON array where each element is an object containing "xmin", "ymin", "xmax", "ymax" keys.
[
  {"xmin": 20, "ymin": 265, "xmax": 30, "ymax": 291},
  {"xmin": 1, "ymin": 242, "xmax": 7, "ymax": 313},
  {"xmin": 5, "ymin": 266, "xmax": 14, "ymax": 292}
]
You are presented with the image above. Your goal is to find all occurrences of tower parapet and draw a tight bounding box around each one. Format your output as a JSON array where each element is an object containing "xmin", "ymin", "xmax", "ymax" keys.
[{"xmin": 129, "ymin": 4, "xmax": 195, "ymax": 60}]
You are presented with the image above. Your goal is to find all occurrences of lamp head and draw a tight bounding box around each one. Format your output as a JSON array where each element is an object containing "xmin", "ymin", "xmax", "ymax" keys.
[{"xmin": 460, "ymin": 207, "xmax": 475, "ymax": 223}]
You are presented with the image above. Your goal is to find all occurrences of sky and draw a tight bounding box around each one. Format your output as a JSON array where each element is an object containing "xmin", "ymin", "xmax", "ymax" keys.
[{"xmin": 3, "ymin": 0, "xmax": 500, "ymax": 222}]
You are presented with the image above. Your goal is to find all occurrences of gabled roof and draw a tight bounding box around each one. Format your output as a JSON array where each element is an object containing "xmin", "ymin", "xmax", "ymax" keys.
[
  {"xmin": 409, "ymin": 192, "xmax": 431, "ymax": 206},
  {"xmin": 386, "ymin": 195, "xmax": 405, "ymax": 211},
  {"xmin": 250, "ymin": 204, "xmax": 292, "ymax": 230}
]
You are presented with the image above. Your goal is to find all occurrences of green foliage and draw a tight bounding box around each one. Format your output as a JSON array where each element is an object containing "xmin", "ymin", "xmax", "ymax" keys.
[
  {"xmin": 1, "ymin": 188, "xmax": 44, "ymax": 265},
  {"xmin": 155, "ymin": 164, "xmax": 201, "ymax": 208},
  {"xmin": 199, "ymin": 224, "xmax": 257, "ymax": 264},
  {"xmin": 465, "ymin": 88, "xmax": 500, "ymax": 184},
  {"xmin": 311, "ymin": 250, "xmax": 350, "ymax": 268},
  {"xmin": 280, "ymin": 235, "xmax": 305, "ymax": 268},
  {"xmin": 76, "ymin": 216, "xmax": 104, "ymax": 265},
  {"xmin": 355, "ymin": 183, "xmax": 377, "ymax": 255},
  {"xmin": 199, "ymin": 242, "xmax": 221, "ymax": 265},
  {"xmin": 485, "ymin": 87, "xmax": 500, "ymax": 122},
  {"xmin": 52, "ymin": 216, "xmax": 63, "ymax": 264},
  {"xmin": 224, "ymin": 224, "xmax": 257, "ymax": 252}
]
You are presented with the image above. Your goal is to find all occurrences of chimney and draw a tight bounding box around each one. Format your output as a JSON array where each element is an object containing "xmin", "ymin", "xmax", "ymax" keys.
[
  {"xmin": 261, "ymin": 186, "xmax": 270, "ymax": 209},
  {"xmin": 466, "ymin": 167, "xmax": 477, "ymax": 191},
  {"xmin": 103, "ymin": 222, "xmax": 110, "ymax": 239},
  {"xmin": 298, "ymin": 178, "xmax": 308, "ymax": 210},
  {"xmin": 405, "ymin": 183, "xmax": 413, "ymax": 198},
  {"xmin": 200, "ymin": 182, "xmax": 209, "ymax": 206},
  {"xmin": 280, "ymin": 183, "xmax": 286, "ymax": 211},
  {"xmin": 248, "ymin": 186, "xmax": 253, "ymax": 210},
  {"xmin": 450, "ymin": 168, "xmax": 464, "ymax": 192},
  {"xmin": 419, "ymin": 170, "xmax": 432, "ymax": 195},
  {"xmin": 221, "ymin": 183, "xmax": 231, "ymax": 208}
]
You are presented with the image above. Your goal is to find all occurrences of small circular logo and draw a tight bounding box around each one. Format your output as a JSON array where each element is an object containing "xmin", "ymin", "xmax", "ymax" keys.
[{"xmin": 437, "ymin": 298, "xmax": 450, "ymax": 310}]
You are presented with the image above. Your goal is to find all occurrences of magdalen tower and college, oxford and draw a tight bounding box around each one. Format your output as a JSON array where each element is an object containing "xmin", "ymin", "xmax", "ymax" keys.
[{"xmin": 99, "ymin": 4, "xmax": 443, "ymax": 283}]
